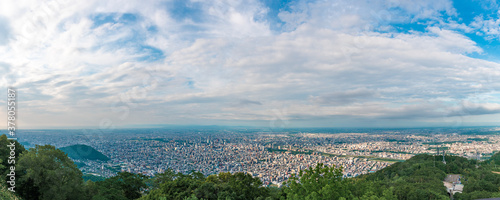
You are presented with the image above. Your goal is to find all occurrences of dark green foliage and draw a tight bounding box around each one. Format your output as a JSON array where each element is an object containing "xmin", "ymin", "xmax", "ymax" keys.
[
  {"xmin": 141, "ymin": 170, "xmax": 273, "ymax": 200},
  {"xmin": 489, "ymin": 151, "xmax": 500, "ymax": 165},
  {"xmin": 454, "ymin": 190, "xmax": 500, "ymax": 200},
  {"xmin": 0, "ymin": 134, "xmax": 25, "ymax": 189},
  {"xmin": 17, "ymin": 145, "xmax": 86, "ymax": 200},
  {"xmin": 83, "ymin": 174, "xmax": 107, "ymax": 182},
  {"xmin": 140, "ymin": 171, "xmax": 204, "ymax": 200},
  {"xmin": 90, "ymin": 172, "xmax": 149, "ymax": 200},
  {"xmin": 86, "ymin": 179, "xmax": 128, "ymax": 200},
  {"xmin": 60, "ymin": 144, "xmax": 110, "ymax": 161},
  {"xmin": 364, "ymin": 154, "xmax": 456, "ymax": 200},
  {"xmin": 205, "ymin": 172, "xmax": 269, "ymax": 199},
  {"xmin": 149, "ymin": 168, "xmax": 177, "ymax": 189},
  {"xmin": 284, "ymin": 163, "xmax": 349, "ymax": 200}
]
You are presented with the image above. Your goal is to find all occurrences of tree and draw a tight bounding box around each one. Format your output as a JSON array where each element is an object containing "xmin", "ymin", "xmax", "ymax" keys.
[
  {"xmin": 489, "ymin": 151, "xmax": 500, "ymax": 166},
  {"xmin": 284, "ymin": 163, "xmax": 349, "ymax": 200},
  {"xmin": 151, "ymin": 168, "xmax": 177, "ymax": 189},
  {"xmin": 0, "ymin": 134, "xmax": 25, "ymax": 188},
  {"xmin": 93, "ymin": 172, "xmax": 148, "ymax": 200},
  {"xmin": 17, "ymin": 144, "xmax": 85, "ymax": 200},
  {"xmin": 140, "ymin": 171, "xmax": 205, "ymax": 200},
  {"xmin": 205, "ymin": 172, "xmax": 268, "ymax": 200},
  {"xmin": 142, "ymin": 171, "xmax": 272, "ymax": 200}
]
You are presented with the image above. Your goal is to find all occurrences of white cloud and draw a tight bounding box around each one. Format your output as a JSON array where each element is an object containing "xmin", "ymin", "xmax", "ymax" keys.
[
  {"xmin": 470, "ymin": 13, "xmax": 500, "ymax": 40},
  {"xmin": 0, "ymin": 0, "xmax": 499, "ymax": 128},
  {"xmin": 277, "ymin": 0, "xmax": 456, "ymax": 32},
  {"xmin": 157, "ymin": 25, "xmax": 499, "ymax": 124}
]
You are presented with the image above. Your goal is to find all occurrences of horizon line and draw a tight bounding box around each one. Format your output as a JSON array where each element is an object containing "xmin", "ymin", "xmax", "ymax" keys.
[{"xmin": 2, "ymin": 124, "xmax": 500, "ymax": 130}]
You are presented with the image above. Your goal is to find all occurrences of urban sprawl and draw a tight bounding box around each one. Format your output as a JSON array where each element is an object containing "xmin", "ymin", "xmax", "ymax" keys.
[{"xmin": 17, "ymin": 127, "xmax": 500, "ymax": 187}]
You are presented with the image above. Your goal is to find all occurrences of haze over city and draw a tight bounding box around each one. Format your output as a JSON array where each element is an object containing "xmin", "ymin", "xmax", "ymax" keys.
[{"xmin": 1, "ymin": 0, "xmax": 500, "ymax": 128}]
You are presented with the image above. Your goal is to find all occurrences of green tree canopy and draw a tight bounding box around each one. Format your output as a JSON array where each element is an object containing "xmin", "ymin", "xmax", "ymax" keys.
[
  {"xmin": 17, "ymin": 144, "xmax": 85, "ymax": 200},
  {"xmin": 0, "ymin": 134, "xmax": 25, "ymax": 188},
  {"xmin": 284, "ymin": 163, "xmax": 350, "ymax": 200}
]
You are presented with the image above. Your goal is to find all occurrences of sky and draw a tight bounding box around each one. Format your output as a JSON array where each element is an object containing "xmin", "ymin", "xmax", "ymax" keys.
[{"xmin": 1, "ymin": 0, "xmax": 500, "ymax": 129}]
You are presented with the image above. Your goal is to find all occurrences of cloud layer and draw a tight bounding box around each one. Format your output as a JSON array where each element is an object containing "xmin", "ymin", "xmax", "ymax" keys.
[{"xmin": 1, "ymin": 0, "xmax": 500, "ymax": 128}]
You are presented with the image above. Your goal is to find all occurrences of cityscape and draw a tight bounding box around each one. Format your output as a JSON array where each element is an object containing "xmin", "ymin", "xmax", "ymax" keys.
[
  {"xmin": 3, "ymin": 0, "xmax": 500, "ymax": 199},
  {"xmin": 15, "ymin": 126, "xmax": 500, "ymax": 186}
]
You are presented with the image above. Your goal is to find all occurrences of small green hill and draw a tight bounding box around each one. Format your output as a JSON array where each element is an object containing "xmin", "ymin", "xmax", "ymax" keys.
[
  {"xmin": 488, "ymin": 151, "xmax": 500, "ymax": 165},
  {"xmin": 60, "ymin": 144, "xmax": 110, "ymax": 161},
  {"xmin": 356, "ymin": 153, "xmax": 500, "ymax": 200}
]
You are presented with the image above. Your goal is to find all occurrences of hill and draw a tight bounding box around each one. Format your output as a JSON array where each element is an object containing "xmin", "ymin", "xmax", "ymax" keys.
[
  {"xmin": 60, "ymin": 144, "xmax": 110, "ymax": 161},
  {"xmin": 357, "ymin": 153, "xmax": 500, "ymax": 200}
]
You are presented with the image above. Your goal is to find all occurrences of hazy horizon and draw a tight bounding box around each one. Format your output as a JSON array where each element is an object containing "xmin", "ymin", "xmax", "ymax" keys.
[{"xmin": 6, "ymin": 124, "xmax": 500, "ymax": 130}]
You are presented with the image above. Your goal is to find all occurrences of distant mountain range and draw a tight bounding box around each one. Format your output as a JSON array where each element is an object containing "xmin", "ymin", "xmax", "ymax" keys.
[{"xmin": 60, "ymin": 144, "xmax": 110, "ymax": 161}]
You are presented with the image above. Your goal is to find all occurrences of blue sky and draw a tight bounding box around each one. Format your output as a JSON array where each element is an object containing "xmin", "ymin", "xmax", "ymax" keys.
[{"xmin": 1, "ymin": 0, "xmax": 500, "ymax": 128}]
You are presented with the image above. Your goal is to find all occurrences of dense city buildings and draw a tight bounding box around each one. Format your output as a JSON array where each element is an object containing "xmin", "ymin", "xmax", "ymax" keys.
[{"xmin": 15, "ymin": 127, "xmax": 500, "ymax": 186}]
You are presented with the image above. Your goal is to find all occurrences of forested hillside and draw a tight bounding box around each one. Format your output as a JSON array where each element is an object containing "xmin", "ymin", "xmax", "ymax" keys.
[{"xmin": 60, "ymin": 144, "xmax": 110, "ymax": 161}]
